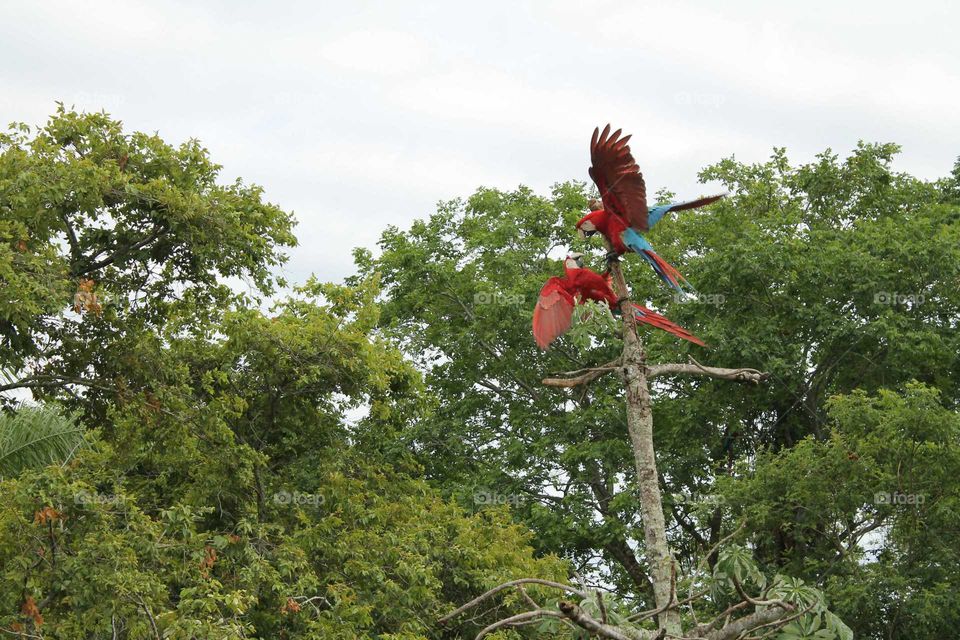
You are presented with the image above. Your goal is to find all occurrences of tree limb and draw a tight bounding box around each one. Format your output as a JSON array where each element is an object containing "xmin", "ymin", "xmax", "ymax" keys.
[
  {"xmin": 0, "ymin": 374, "xmax": 116, "ymax": 394},
  {"xmin": 646, "ymin": 356, "xmax": 768, "ymax": 384},
  {"xmin": 695, "ymin": 603, "xmax": 795, "ymax": 640},
  {"xmin": 558, "ymin": 601, "xmax": 651, "ymax": 640},
  {"xmin": 475, "ymin": 609, "xmax": 564, "ymax": 640},
  {"xmin": 438, "ymin": 578, "xmax": 586, "ymax": 625},
  {"xmin": 543, "ymin": 359, "xmax": 621, "ymax": 388},
  {"xmin": 76, "ymin": 224, "xmax": 168, "ymax": 276},
  {"xmin": 607, "ymin": 255, "xmax": 682, "ymax": 635}
]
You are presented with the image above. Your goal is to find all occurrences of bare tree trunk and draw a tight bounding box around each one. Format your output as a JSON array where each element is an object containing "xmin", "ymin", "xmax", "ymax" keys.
[{"xmin": 607, "ymin": 258, "xmax": 681, "ymax": 636}]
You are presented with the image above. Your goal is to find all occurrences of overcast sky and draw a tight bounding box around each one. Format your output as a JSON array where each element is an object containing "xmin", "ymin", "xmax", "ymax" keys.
[{"xmin": 2, "ymin": 0, "xmax": 958, "ymax": 285}]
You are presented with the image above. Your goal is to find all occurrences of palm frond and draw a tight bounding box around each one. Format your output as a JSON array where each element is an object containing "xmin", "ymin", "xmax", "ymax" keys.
[{"xmin": 0, "ymin": 404, "xmax": 87, "ymax": 478}]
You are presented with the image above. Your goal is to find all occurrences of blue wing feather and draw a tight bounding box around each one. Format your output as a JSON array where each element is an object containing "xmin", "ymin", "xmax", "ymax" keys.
[{"xmin": 647, "ymin": 194, "xmax": 726, "ymax": 229}]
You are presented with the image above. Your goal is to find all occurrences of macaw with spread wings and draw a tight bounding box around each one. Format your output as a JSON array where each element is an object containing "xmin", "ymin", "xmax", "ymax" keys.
[
  {"xmin": 532, "ymin": 253, "xmax": 705, "ymax": 350},
  {"xmin": 576, "ymin": 125, "xmax": 725, "ymax": 296}
]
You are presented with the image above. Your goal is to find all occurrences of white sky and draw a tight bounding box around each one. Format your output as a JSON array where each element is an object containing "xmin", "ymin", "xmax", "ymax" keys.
[{"xmin": 2, "ymin": 0, "xmax": 958, "ymax": 285}]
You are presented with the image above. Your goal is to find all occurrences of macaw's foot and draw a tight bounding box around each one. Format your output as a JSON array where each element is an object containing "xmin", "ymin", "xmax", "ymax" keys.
[
  {"xmin": 615, "ymin": 296, "xmax": 629, "ymax": 305},
  {"xmin": 605, "ymin": 251, "xmax": 620, "ymax": 264}
]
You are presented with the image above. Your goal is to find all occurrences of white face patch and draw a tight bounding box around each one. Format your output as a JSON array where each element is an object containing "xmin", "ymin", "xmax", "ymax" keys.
[
  {"xmin": 580, "ymin": 220, "xmax": 596, "ymax": 232},
  {"xmin": 565, "ymin": 252, "xmax": 584, "ymax": 269}
]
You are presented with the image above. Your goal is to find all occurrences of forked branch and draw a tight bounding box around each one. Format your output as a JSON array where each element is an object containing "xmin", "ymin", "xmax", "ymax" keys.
[
  {"xmin": 647, "ymin": 356, "xmax": 768, "ymax": 384},
  {"xmin": 542, "ymin": 358, "xmax": 622, "ymax": 387}
]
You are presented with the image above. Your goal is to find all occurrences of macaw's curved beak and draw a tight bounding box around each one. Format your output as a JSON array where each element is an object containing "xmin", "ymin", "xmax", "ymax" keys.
[{"xmin": 575, "ymin": 255, "xmax": 585, "ymax": 268}]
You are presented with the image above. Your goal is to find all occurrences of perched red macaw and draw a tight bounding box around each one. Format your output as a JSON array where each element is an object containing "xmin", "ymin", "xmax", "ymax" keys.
[
  {"xmin": 532, "ymin": 253, "xmax": 706, "ymax": 350},
  {"xmin": 576, "ymin": 124, "xmax": 725, "ymax": 295}
]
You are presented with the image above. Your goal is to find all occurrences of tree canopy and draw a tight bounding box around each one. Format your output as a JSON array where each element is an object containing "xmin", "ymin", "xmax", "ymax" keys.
[{"xmin": 1, "ymin": 108, "xmax": 958, "ymax": 639}]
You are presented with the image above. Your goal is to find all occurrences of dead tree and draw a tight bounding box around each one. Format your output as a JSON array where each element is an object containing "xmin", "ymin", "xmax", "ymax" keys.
[{"xmin": 439, "ymin": 257, "xmax": 801, "ymax": 640}]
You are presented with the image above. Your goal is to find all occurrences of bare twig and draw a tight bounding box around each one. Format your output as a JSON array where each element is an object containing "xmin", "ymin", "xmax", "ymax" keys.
[
  {"xmin": 597, "ymin": 589, "xmax": 609, "ymax": 624},
  {"xmin": 730, "ymin": 576, "xmax": 791, "ymax": 609},
  {"xmin": 646, "ymin": 357, "xmax": 768, "ymax": 384},
  {"xmin": 475, "ymin": 610, "xmax": 564, "ymax": 640},
  {"xmin": 695, "ymin": 602, "xmax": 796, "ymax": 640},
  {"xmin": 627, "ymin": 588, "xmax": 710, "ymax": 623},
  {"xmin": 748, "ymin": 602, "xmax": 816, "ymax": 635},
  {"xmin": 438, "ymin": 578, "xmax": 586, "ymax": 625},
  {"xmin": 558, "ymin": 601, "xmax": 650, "ymax": 640},
  {"xmin": 694, "ymin": 600, "xmax": 752, "ymax": 636},
  {"xmin": 517, "ymin": 585, "xmax": 539, "ymax": 610},
  {"xmin": 543, "ymin": 359, "xmax": 622, "ymax": 388}
]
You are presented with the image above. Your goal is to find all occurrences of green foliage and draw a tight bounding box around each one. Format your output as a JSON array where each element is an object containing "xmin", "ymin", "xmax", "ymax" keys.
[
  {"xmin": 4, "ymin": 106, "xmax": 958, "ymax": 638},
  {"xmin": 0, "ymin": 105, "xmax": 297, "ymax": 405},
  {"xmin": 719, "ymin": 383, "xmax": 960, "ymax": 639},
  {"xmin": 714, "ymin": 545, "xmax": 766, "ymax": 592},
  {"xmin": 0, "ymin": 109, "xmax": 569, "ymax": 639},
  {"xmin": 358, "ymin": 145, "xmax": 960, "ymax": 638},
  {"xmin": 0, "ymin": 442, "xmax": 568, "ymax": 638},
  {"xmin": 0, "ymin": 404, "xmax": 85, "ymax": 478}
]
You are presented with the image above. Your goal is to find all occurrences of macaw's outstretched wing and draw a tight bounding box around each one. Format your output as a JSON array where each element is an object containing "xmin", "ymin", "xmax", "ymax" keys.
[
  {"xmin": 533, "ymin": 277, "xmax": 576, "ymax": 350},
  {"xmin": 589, "ymin": 124, "xmax": 649, "ymax": 231},
  {"xmin": 646, "ymin": 193, "xmax": 727, "ymax": 229},
  {"xmin": 631, "ymin": 303, "xmax": 706, "ymax": 347}
]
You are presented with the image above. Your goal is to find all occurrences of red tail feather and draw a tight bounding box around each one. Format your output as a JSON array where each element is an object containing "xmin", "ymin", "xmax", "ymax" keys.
[
  {"xmin": 644, "ymin": 250, "xmax": 688, "ymax": 290},
  {"xmin": 631, "ymin": 304, "xmax": 706, "ymax": 347}
]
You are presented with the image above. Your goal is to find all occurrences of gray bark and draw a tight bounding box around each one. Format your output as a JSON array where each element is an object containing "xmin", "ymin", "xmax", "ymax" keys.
[{"xmin": 608, "ymin": 258, "xmax": 682, "ymax": 636}]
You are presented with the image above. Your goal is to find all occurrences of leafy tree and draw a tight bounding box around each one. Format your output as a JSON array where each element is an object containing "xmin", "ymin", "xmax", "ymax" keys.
[
  {"xmin": 0, "ymin": 104, "xmax": 297, "ymax": 409},
  {"xmin": 357, "ymin": 145, "xmax": 960, "ymax": 638},
  {"xmin": 0, "ymin": 109, "xmax": 569, "ymax": 639},
  {"xmin": 721, "ymin": 383, "xmax": 960, "ymax": 639},
  {"xmin": 5, "ymin": 106, "xmax": 958, "ymax": 639}
]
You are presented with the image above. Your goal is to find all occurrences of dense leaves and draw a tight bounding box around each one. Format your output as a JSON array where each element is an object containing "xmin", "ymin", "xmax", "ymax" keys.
[
  {"xmin": 0, "ymin": 105, "xmax": 297, "ymax": 405},
  {"xmin": 3, "ymin": 107, "xmax": 958, "ymax": 639},
  {"xmin": 0, "ymin": 110, "xmax": 570, "ymax": 639},
  {"xmin": 0, "ymin": 404, "xmax": 85, "ymax": 478},
  {"xmin": 359, "ymin": 144, "xmax": 960, "ymax": 638}
]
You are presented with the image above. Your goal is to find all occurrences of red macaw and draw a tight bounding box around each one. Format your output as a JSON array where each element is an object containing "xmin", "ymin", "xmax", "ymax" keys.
[
  {"xmin": 532, "ymin": 253, "xmax": 706, "ymax": 350},
  {"xmin": 576, "ymin": 124, "xmax": 725, "ymax": 296}
]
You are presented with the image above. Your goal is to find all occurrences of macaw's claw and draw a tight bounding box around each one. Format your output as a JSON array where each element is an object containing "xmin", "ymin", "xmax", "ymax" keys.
[{"xmin": 605, "ymin": 251, "xmax": 620, "ymax": 263}]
